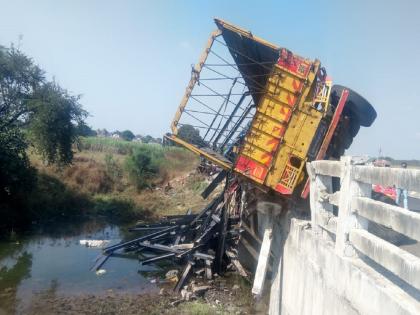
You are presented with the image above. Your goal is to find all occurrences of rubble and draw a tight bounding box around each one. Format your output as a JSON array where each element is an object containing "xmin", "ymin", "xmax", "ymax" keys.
[{"xmin": 93, "ymin": 178, "xmax": 250, "ymax": 296}]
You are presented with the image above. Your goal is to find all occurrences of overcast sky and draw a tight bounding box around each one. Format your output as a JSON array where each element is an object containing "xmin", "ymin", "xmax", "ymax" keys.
[{"xmin": 1, "ymin": 0, "xmax": 419, "ymax": 159}]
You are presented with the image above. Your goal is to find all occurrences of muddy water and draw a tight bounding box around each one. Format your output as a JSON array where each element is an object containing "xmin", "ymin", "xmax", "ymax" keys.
[{"xmin": 0, "ymin": 220, "xmax": 172, "ymax": 314}]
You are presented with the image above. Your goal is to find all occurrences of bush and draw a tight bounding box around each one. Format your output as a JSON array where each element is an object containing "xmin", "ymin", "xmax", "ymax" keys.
[{"xmin": 124, "ymin": 146, "xmax": 163, "ymax": 190}]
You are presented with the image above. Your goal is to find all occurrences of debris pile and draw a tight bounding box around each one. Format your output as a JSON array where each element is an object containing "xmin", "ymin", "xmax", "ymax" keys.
[{"xmin": 92, "ymin": 179, "xmax": 249, "ymax": 293}]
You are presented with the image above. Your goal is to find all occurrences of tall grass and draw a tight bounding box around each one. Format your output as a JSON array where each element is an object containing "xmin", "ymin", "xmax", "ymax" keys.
[
  {"xmin": 15, "ymin": 137, "xmax": 202, "ymax": 230},
  {"xmin": 79, "ymin": 137, "xmax": 198, "ymax": 181},
  {"xmin": 79, "ymin": 137, "xmax": 161, "ymax": 155}
]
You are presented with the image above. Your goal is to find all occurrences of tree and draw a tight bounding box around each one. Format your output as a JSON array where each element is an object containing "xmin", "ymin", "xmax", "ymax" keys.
[
  {"xmin": 0, "ymin": 126, "xmax": 36, "ymax": 222},
  {"xmin": 177, "ymin": 124, "xmax": 206, "ymax": 147},
  {"xmin": 0, "ymin": 45, "xmax": 87, "ymax": 222},
  {"xmin": 124, "ymin": 147, "xmax": 161, "ymax": 190},
  {"xmin": 121, "ymin": 130, "xmax": 135, "ymax": 141},
  {"xmin": 0, "ymin": 45, "xmax": 87, "ymax": 165},
  {"xmin": 76, "ymin": 122, "xmax": 97, "ymax": 137},
  {"xmin": 27, "ymin": 82, "xmax": 87, "ymax": 165},
  {"xmin": 142, "ymin": 135, "xmax": 154, "ymax": 143}
]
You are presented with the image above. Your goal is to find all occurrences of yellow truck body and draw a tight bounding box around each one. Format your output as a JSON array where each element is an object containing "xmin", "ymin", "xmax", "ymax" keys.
[{"xmin": 169, "ymin": 19, "xmax": 375, "ymax": 196}]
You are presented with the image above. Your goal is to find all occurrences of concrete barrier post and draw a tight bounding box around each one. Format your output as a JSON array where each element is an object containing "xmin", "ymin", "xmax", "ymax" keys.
[
  {"xmin": 335, "ymin": 156, "xmax": 370, "ymax": 256},
  {"xmin": 307, "ymin": 163, "xmax": 333, "ymax": 235}
]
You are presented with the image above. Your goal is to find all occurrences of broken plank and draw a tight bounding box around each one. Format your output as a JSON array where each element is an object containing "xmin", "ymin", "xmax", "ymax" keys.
[
  {"xmin": 176, "ymin": 244, "xmax": 204, "ymax": 258},
  {"xmin": 162, "ymin": 214, "xmax": 198, "ymax": 220},
  {"xmin": 252, "ymin": 223, "xmax": 273, "ymax": 296},
  {"xmin": 195, "ymin": 220, "xmax": 218, "ymax": 244},
  {"xmin": 150, "ymin": 231, "xmax": 171, "ymax": 240},
  {"xmin": 201, "ymin": 170, "xmax": 227, "ymax": 199},
  {"xmin": 172, "ymin": 243, "xmax": 194, "ymax": 250},
  {"xmin": 174, "ymin": 261, "xmax": 193, "ymax": 293},
  {"xmin": 211, "ymin": 214, "xmax": 221, "ymax": 223},
  {"xmin": 226, "ymin": 249, "xmax": 248, "ymax": 278},
  {"xmin": 162, "ymin": 214, "xmax": 202, "ymax": 225},
  {"xmin": 190, "ymin": 193, "xmax": 223, "ymax": 227},
  {"xmin": 193, "ymin": 252, "xmax": 215, "ymax": 260},
  {"xmin": 129, "ymin": 226, "xmax": 175, "ymax": 231},
  {"xmin": 215, "ymin": 204, "xmax": 229, "ymax": 274},
  {"xmin": 139, "ymin": 242, "xmax": 182, "ymax": 253},
  {"xmin": 140, "ymin": 253, "xmax": 176, "ymax": 265},
  {"xmin": 104, "ymin": 226, "xmax": 178, "ymax": 254},
  {"xmin": 90, "ymin": 253, "xmax": 111, "ymax": 271}
]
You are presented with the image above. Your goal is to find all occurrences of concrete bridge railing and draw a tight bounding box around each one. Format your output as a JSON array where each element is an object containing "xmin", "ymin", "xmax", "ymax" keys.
[{"xmin": 307, "ymin": 156, "xmax": 420, "ymax": 292}]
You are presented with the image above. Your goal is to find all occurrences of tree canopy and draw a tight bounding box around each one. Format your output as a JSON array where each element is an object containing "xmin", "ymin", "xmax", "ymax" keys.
[
  {"xmin": 0, "ymin": 45, "xmax": 87, "ymax": 220},
  {"xmin": 177, "ymin": 124, "xmax": 206, "ymax": 147},
  {"xmin": 76, "ymin": 122, "xmax": 97, "ymax": 137},
  {"xmin": 0, "ymin": 45, "xmax": 87, "ymax": 165},
  {"xmin": 121, "ymin": 130, "xmax": 135, "ymax": 141}
]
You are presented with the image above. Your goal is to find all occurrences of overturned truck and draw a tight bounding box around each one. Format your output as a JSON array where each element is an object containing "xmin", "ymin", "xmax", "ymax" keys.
[
  {"xmin": 98, "ymin": 19, "xmax": 377, "ymax": 301},
  {"xmin": 169, "ymin": 18, "xmax": 376, "ymax": 198}
]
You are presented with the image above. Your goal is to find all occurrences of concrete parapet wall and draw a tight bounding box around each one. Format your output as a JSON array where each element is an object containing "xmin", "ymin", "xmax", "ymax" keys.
[{"xmin": 271, "ymin": 218, "xmax": 420, "ymax": 315}]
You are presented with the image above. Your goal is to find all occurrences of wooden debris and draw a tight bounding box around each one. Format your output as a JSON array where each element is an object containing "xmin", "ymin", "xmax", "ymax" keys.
[
  {"xmin": 90, "ymin": 253, "xmax": 111, "ymax": 271},
  {"xmin": 215, "ymin": 202, "xmax": 229, "ymax": 274},
  {"xmin": 172, "ymin": 243, "xmax": 194, "ymax": 250},
  {"xmin": 96, "ymin": 180, "xmax": 252, "ymax": 295},
  {"xmin": 140, "ymin": 253, "xmax": 176, "ymax": 265},
  {"xmin": 225, "ymin": 249, "xmax": 248, "ymax": 278},
  {"xmin": 193, "ymin": 252, "xmax": 215, "ymax": 261},
  {"xmin": 175, "ymin": 261, "xmax": 193, "ymax": 293},
  {"xmin": 201, "ymin": 170, "xmax": 227, "ymax": 199},
  {"xmin": 103, "ymin": 226, "xmax": 178, "ymax": 254}
]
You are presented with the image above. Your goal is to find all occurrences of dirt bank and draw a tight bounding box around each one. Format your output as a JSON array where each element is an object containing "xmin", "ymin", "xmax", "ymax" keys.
[{"xmin": 25, "ymin": 272, "xmax": 266, "ymax": 315}]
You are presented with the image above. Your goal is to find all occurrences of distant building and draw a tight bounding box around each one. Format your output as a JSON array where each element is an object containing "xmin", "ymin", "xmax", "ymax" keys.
[{"xmin": 133, "ymin": 136, "xmax": 143, "ymax": 143}]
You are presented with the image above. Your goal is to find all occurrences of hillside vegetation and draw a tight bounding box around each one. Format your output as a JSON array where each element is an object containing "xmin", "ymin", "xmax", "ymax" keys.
[{"xmin": 21, "ymin": 137, "xmax": 208, "ymax": 233}]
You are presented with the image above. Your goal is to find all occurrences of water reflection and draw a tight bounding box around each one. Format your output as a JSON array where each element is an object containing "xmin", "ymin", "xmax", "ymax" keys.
[
  {"xmin": 0, "ymin": 220, "xmax": 163, "ymax": 314},
  {"xmin": 0, "ymin": 250, "xmax": 32, "ymax": 314}
]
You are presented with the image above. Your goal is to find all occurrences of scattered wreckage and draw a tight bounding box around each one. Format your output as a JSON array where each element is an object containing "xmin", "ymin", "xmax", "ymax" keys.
[{"xmin": 92, "ymin": 179, "xmax": 249, "ymax": 295}]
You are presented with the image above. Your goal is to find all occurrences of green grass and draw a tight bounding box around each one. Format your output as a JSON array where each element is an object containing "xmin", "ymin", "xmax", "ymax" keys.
[
  {"xmin": 0, "ymin": 137, "xmax": 203, "ymax": 237},
  {"xmin": 80, "ymin": 136, "xmax": 198, "ymax": 181},
  {"xmin": 79, "ymin": 137, "xmax": 162, "ymax": 155}
]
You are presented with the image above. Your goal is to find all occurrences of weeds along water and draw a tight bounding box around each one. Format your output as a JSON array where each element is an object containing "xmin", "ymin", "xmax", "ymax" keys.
[{"xmin": 2, "ymin": 137, "xmax": 207, "ymax": 238}]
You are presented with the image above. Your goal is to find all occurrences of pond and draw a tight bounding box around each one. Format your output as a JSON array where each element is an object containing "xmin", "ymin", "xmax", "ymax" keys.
[{"xmin": 0, "ymin": 220, "xmax": 173, "ymax": 314}]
